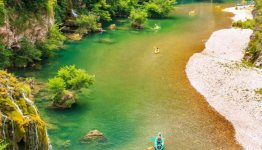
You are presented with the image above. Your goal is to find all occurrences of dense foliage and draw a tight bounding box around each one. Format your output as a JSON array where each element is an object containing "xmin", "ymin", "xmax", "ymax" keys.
[
  {"xmin": 38, "ymin": 24, "xmax": 66, "ymax": 57},
  {"xmin": 129, "ymin": 9, "xmax": 148, "ymax": 28},
  {"xmin": 232, "ymin": 19, "xmax": 256, "ymax": 29},
  {"xmin": 145, "ymin": 0, "xmax": 176, "ymax": 18},
  {"xmin": 47, "ymin": 65, "xmax": 94, "ymax": 108},
  {"xmin": 76, "ymin": 14, "xmax": 99, "ymax": 33},
  {"xmin": 55, "ymin": 0, "xmax": 175, "ymax": 29},
  {"xmin": 0, "ymin": 40, "xmax": 12, "ymax": 69},
  {"xmin": 244, "ymin": 0, "xmax": 262, "ymax": 65},
  {"xmin": 12, "ymin": 38, "xmax": 42, "ymax": 68},
  {"xmin": 0, "ymin": 140, "xmax": 7, "ymax": 150},
  {"xmin": 0, "ymin": 0, "xmax": 5, "ymax": 26}
]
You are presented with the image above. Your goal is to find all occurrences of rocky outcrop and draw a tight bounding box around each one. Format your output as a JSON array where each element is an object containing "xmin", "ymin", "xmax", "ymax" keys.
[
  {"xmin": 0, "ymin": 13, "xmax": 54, "ymax": 49},
  {"xmin": 0, "ymin": 1, "xmax": 54, "ymax": 49},
  {"xmin": 80, "ymin": 130, "xmax": 106, "ymax": 143},
  {"xmin": 0, "ymin": 70, "xmax": 51, "ymax": 150}
]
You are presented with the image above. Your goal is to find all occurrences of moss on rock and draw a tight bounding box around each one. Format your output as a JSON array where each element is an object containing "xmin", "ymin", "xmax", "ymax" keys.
[{"xmin": 0, "ymin": 70, "xmax": 50, "ymax": 150}]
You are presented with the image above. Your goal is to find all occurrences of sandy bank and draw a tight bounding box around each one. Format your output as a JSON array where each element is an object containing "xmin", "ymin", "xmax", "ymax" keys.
[{"xmin": 186, "ymin": 7, "xmax": 262, "ymax": 149}]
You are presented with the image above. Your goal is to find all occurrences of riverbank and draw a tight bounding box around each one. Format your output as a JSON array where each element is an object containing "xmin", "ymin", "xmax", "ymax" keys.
[{"xmin": 186, "ymin": 7, "xmax": 262, "ymax": 149}]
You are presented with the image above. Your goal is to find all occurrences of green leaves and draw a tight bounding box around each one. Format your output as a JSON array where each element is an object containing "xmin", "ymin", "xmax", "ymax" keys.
[
  {"xmin": 0, "ymin": 43, "xmax": 12, "ymax": 69},
  {"xmin": 145, "ymin": 0, "xmax": 175, "ymax": 18},
  {"xmin": 47, "ymin": 65, "xmax": 94, "ymax": 106},
  {"xmin": 129, "ymin": 9, "xmax": 148, "ymax": 29},
  {"xmin": 76, "ymin": 14, "xmax": 99, "ymax": 32},
  {"xmin": 47, "ymin": 77, "xmax": 66, "ymax": 94},
  {"xmin": 232, "ymin": 19, "xmax": 256, "ymax": 29},
  {"xmin": 13, "ymin": 38, "xmax": 42, "ymax": 68},
  {"xmin": 0, "ymin": 0, "xmax": 6, "ymax": 26},
  {"xmin": 56, "ymin": 65, "xmax": 94, "ymax": 90}
]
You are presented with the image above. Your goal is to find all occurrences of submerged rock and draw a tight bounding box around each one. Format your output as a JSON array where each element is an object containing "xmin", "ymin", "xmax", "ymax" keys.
[
  {"xmin": 108, "ymin": 24, "xmax": 116, "ymax": 30},
  {"xmin": 96, "ymin": 38, "xmax": 115, "ymax": 44},
  {"xmin": 66, "ymin": 33, "xmax": 82, "ymax": 41},
  {"xmin": 0, "ymin": 70, "xmax": 50, "ymax": 150},
  {"xmin": 80, "ymin": 130, "xmax": 106, "ymax": 143}
]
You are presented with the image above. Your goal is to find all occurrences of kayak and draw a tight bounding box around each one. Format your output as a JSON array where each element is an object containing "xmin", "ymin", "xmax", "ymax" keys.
[
  {"xmin": 153, "ymin": 26, "xmax": 161, "ymax": 30},
  {"xmin": 154, "ymin": 132, "xmax": 164, "ymax": 150}
]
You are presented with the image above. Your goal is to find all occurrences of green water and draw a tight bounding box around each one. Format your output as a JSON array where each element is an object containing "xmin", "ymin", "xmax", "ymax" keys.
[{"xmin": 16, "ymin": 2, "xmax": 242, "ymax": 150}]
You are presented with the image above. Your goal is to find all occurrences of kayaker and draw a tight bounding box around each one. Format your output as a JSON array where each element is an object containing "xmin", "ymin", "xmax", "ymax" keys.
[{"xmin": 154, "ymin": 48, "xmax": 160, "ymax": 54}]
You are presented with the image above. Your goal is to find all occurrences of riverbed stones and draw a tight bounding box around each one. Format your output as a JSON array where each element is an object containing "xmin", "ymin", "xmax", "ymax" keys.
[{"xmin": 80, "ymin": 130, "xmax": 106, "ymax": 143}]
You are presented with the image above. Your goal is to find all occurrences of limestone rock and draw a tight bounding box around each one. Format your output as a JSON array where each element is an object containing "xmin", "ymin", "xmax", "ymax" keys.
[{"xmin": 80, "ymin": 130, "xmax": 106, "ymax": 143}]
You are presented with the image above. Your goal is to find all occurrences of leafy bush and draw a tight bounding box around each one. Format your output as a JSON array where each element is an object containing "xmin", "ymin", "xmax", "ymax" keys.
[
  {"xmin": 87, "ymin": 0, "xmax": 112, "ymax": 21},
  {"xmin": 56, "ymin": 65, "xmax": 94, "ymax": 90},
  {"xmin": 0, "ymin": 140, "xmax": 7, "ymax": 150},
  {"xmin": 47, "ymin": 65, "xmax": 94, "ymax": 107},
  {"xmin": 47, "ymin": 77, "xmax": 65, "ymax": 94},
  {"xmin": 0, "ymin": 42, "xmax": 12, "ymax": 69},
  {"xmin": 232, "ymin": 19, "xmax": 256, "ymax": 29},
  {"xmin": 145, "ymin": 0, "xmax": 175, "ymax": 18},
  {"xmin": 129, "ymin": 9, "xmax": 148, "ymax": 29},
  {"xmin": 76, "ymin": 14, "xmax": 98, "ymax": 33},
  {"xmin": 12, "ymin": 38, "xmax": 42, "ymax": 68},
  {"xmin": 54, "ymin": 0, "xmax": 67, "ymax": 24},
  {"xmin": 38, "ymin": 24, "xmax": 66, "ymax": 57},
  {"xmin": 108, "ymin": 0, "xmax": 132, "ymax": 17},
  {"xmin": 0, "ymin": 0, "xmax": 6, "ymax": 26}
]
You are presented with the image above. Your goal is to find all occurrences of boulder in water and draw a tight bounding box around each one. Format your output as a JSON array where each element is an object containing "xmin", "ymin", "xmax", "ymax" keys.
[
  {"xmin": 80, "ymin": 130, "xmax": 106, "ymax": 143},
  {"xmin": 108, "ymin": 24, "xmax": 116, "ymax": 30}
]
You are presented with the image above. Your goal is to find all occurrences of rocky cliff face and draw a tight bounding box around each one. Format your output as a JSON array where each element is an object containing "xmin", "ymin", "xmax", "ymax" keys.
[
  {"xmin": 0, "ymin": 71, "xmax": 50, "ymax": 150},
  {"xmin": 0, "ymin": 15, "xmax": 54, "ymax": 48},
  {"xmin": 0, "ymin": 0, "xmax": 54, "ymax": 49},
  {"xmin": 0, "ymin": 15, "xmax": 54, "ymax": 49}
]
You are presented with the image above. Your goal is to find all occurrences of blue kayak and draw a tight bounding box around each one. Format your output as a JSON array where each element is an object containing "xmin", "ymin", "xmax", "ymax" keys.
[{"xmin": 154, "ymin": 132, "xmax": 164, "ymax": 150}]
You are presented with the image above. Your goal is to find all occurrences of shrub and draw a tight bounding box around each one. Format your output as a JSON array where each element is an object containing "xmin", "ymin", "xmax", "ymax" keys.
[
  {"xmin": 47, "ymin": 65, "xmax": 94, "ymax": 108},
  {"xmin": 232, "ymin": 19, "xmax": 256, "ymax": 29},
  {"xmin": 54, "ymin": 0, "xmax": 67, "ymax": 24},
  {"xmin": 0, "ymin": 0, "xmax": 6, "ymax": 26},
  {"xmin": 145, "ymin": 0, "xmax": 175, "ymax": 18},
  {"xmin": 0, "ymin": 42, "xmax": 12, "ymax": 69},
  {"xmin": 39, "ymin": 24, "xmax": 66, "ymax": 57},
  {"xmin": 90, "ymin": 0, "xmax": 111, "ymax": 21},
  {"xmin": 76, "ymin": 14, "xmax": 99, "ymax": 33},
  {"xmin": 12, "ymin": 38, "xmax": 42, "ymax": 67},
  {"xmin": 129, "ymin": 9, "xmax": 148, "ymax": 29}
]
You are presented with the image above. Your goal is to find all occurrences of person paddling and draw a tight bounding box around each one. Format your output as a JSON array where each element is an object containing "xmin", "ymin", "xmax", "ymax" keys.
[{"xmin": 154, "ymin": 47, "xmax": 160, "ymax": 54}]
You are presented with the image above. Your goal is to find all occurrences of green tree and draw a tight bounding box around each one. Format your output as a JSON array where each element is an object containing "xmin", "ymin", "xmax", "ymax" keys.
[
  {"xmin": 145, "ymin": 0, "xmax": 175, "ymax": 18},
  {"xmin": 0, "ymin": 0, "xmax": 6, "ymax": 26},
  {"xmin": 0, "ymin": 42, "xmax": 12, "ymax": 69},
  {"xmin": 129, "ymin": 9, "xmax": 148, "ymax": 29},
  {"xmin": 76, "ymin": 14, "xmax": 98, "ymax": 33},
  {"xmin": 12, "ymin": 38, "xmax": 42, "ymax": 68},
  {"xmin": 83, "ymin": 0, "xmax": 112, "ymax": 21},
  {"xmin": 39, "ymin": 24, "xmax": 66, "ymax": 57},
  {"xmin": 47, "ymin": 65, "xmax": 94, "ymax": 108}
]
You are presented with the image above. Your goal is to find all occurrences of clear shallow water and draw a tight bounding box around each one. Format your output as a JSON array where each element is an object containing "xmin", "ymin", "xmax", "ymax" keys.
[{"xmin": 15, "ymin": 2, "xmax": 242, "ymax": 150}]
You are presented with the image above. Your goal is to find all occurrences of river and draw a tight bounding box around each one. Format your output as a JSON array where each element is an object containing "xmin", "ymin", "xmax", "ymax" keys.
[{"xmin": 16, "ymin": 1, "xmax": 242, "ymax": 150}]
